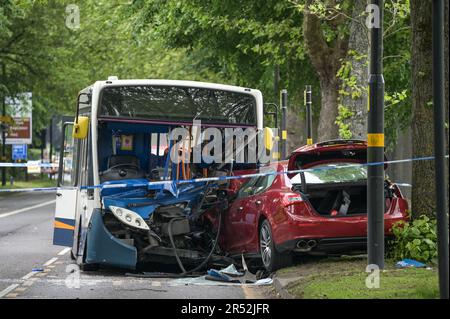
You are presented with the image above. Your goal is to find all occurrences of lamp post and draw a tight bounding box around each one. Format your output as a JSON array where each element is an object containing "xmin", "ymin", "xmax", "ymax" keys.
[
  {"xmin": 367, "ymin": 0, "xmax": 385, "ymax": 269},
  {"xmin": 432, "ymin": 0, "xmax": 449, "ymax": 299}
]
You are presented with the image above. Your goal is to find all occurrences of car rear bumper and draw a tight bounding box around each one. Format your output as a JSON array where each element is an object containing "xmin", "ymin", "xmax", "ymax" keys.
[
  {"xmin": 273, "ymin": 212, "xmax": 407, "ymax": 254},
  {"xmin": 276, "ymin": 236, "xmax": 393, "ymax": 254}
]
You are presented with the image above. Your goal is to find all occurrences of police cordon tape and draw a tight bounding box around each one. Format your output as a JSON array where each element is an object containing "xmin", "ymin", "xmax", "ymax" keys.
[
  {"xmin": 0, "ymin": 155, "xmax": 448, "ymax": 193},
  {"xmin": 0, "ymin": 163, "xmax": 58, "ymax": 168}
]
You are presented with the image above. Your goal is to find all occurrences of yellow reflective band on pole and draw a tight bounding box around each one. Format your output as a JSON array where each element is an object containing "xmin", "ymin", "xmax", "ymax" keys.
[
  {"xmin": 282, "ymin": 130, "xmax": 287, "ymax": 140},
  {"xmin": 367, "ymin": 133, "xmax": 385, "ymax": 147},
  {"xmin": 307, "ymin": 138, "xmax": 313, "ymax": 145},
  {"xmin": 272, "ymin": 152, "xmax": 280, "ymax": 160}
]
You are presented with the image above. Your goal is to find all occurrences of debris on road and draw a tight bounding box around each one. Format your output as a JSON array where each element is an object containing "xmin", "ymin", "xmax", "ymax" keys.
[{"xmin": 395, "ymin": 259, "xmax": 426, "ymax": 268}]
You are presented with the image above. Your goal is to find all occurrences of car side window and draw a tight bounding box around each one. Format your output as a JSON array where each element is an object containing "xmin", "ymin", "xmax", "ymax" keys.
[
  {"xmin": 237, "ymin": 169, "xmax": 276, "ymax": 198},
  {"xmin": 253, "ymin": 171, "xmax": 276, "ymax": 195},
  {"xmin": 237, "ymin": 177, "xmax": 259, "ymax": 199}
]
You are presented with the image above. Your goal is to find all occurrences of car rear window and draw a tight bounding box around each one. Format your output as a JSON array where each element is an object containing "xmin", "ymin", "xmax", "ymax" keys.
[{"xmin": 290, "ymin": 162, "xmax": 367, "ymax": 184}]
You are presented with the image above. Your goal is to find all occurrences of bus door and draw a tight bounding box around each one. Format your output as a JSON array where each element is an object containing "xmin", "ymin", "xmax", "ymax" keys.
[{"xmin": 53, "ymin": 122, "xmax": 78, "ymax": 247}]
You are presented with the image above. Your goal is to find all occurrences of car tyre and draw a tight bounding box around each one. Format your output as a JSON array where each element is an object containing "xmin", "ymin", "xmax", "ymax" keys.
[{"xmin": 259, "ymin": 219, "xmax": 292, "ymax": 272}]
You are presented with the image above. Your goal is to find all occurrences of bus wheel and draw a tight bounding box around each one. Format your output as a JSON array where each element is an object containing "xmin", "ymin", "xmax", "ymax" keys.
[{"xmin": 80, "ymin": 263, "xmax": 99, "ymax": 271}]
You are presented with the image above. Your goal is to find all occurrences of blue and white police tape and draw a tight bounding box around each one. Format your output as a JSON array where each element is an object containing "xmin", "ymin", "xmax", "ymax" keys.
[
  {"xmin": 0, "ymin": 162, "xmax": 58, "ymax": 168},
  {"xmin": 0, "ymin": 187, "xmax": 59, "ymax": 193},
  {"xmin": 0, "ymin": 155, "xmax": 447, "ymax": 193}
]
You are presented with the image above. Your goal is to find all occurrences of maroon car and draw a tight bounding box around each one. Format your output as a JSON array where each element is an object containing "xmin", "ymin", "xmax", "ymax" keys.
[{"xmin": 206, "ymin": 139, "xmax": 409, "ymax": 272}]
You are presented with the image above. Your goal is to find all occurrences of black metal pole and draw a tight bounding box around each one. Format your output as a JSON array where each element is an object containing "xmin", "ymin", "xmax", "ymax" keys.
[
  {"xmin": 432, "ymin": 0, "xmax": 449, "ymax": 300},
  {"xmin": 40, "ymin": 129, "xmax": 45, "ymax": 179},
  {"xmin": 280, "ymin": 89, "xmax": 288, "ymax": 159},
  {"xmin": 367, "ymin": 0, "xmax": 385, "ymax": 269},
  {"xmin": 274, "ymin": 65, "xmax": 280, "ymax": 104},
  {"xmin": 1, "ymin": 63, "xmax": 6, "ymax": 186},
  {"xmin": 305, "ymin": 85, "xmax": 313, "ymax": 145},
  {"xmin": 49, "ymin": 117, "xmax": 53, "ymax": 164}
]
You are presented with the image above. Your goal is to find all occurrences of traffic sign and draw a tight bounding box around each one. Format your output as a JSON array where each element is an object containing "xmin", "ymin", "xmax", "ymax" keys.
[{"xmin": 12, "ymin": 144, "xmax": 28, "ymax": 161}]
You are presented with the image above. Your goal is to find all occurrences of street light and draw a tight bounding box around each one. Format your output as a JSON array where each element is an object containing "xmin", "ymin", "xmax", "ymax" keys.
[
  {"xmin": 367, "ymin": 0, "xmax": 385, "ymax": 269},
  {"xmin": 432, "ymin": 0, "xmax": 449, "ymax": 300}
]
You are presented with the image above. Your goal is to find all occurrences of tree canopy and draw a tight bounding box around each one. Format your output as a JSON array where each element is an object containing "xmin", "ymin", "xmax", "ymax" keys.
[{"xmin": 0, "ymin": 0, "xmax": 447, "ymax": 216}]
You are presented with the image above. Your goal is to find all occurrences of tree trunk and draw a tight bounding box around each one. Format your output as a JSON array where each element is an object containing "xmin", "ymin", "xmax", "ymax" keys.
[
  {"xmin": 318, "ymin": 78, "xmax": 340, "ymax": 141},
  {"xmin": 303, "ymin": 0, "xmax": 350, "ymax": 142},
  {"xmin": 339, "ymin": 0, "xmax": 369, "ymax": 139},
  {"xmin": 410, "ymin": 0, "xmax": 435, "ymax": 218}
]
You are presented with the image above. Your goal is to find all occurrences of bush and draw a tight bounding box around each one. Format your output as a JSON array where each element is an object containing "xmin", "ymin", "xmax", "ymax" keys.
[{"xmin": 390, "ymin": 215, "xmax": 437, "ymax": 263}]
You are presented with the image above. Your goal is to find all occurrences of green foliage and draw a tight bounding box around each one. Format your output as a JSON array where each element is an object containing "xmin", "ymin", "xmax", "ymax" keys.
[
  {"xmin": 337, "ymin": 50, "xmax": 368, "ymax": 100},
  {"xmin": 390, "ymin": 215, "xmax": 438, "ymax": 263},
  {"xmin": 383, "ymin": 0, "xmax": 412, "ymax": 150},
  {"xmin": 335, "ymin": 105, "xmax": 354, "ymax": 139},
  {"xmin": 127, "ymin": 0, "xmax": 320, "ymax": 109},
  {"xmin": 0, "ymin": 0, "xmax": 415, "ymax": 152},
  {"xmin": 1, "ymin": 1, "xmax": 227, "ymax": 149}
]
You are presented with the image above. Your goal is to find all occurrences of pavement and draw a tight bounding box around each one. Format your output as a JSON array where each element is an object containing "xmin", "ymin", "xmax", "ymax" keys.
[{"xmin": 0, "ymin": 192, "xmax": 271, "ymax": 299}]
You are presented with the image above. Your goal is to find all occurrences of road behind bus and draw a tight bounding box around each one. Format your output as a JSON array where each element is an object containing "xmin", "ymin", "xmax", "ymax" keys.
[{"xmin": 0, "ymin": 192, "xmax": 265, "ymax": 299}]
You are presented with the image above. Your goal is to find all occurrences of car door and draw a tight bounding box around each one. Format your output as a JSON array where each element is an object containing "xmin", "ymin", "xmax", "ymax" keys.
[
  {"xmin": 240, "ymin": 168, "xmax": 277, "ymax": 252},
  {"xmin": 53, "ymin": 122, "xmax": 79, "ymax": 247},
  {"xmin": 221, "ymin": 176, "xmax": 260, "ymax": 253}
]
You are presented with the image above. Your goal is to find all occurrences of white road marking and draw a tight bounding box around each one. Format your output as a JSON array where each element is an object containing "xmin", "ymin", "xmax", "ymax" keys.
[
  {"xmin": 23, "ymin": 279, "xmax": 38, "ymax": 287},
  {"xmin": 0, "ymin": 200, "xmax": 56, "ymax": 219},
  {"xmin": 22, "ymin": 272, "xmax": 36, "ymax": 280},
  {"xmin": 43, "ymin": 257, "xmax": 58, "ymax": 267},
  {"xmin": 0, "ymin": 284, "xmax": 20, "ymax": 298},
  {"xmin": 58, "ymin": 247, "xmax": 71, "ymax": 256},
  {"xmin": 14, "ymin": 287, "xmax": 27, "ymax": 293}
]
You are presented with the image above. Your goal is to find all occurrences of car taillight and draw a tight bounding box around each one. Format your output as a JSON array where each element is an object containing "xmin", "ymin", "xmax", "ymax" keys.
[{"xmin": 283, "ymin": 193, "xmax": 305, "ymax": 216}]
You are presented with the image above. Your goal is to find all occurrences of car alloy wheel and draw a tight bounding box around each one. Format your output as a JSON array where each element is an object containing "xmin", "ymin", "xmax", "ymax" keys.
[
  {"xmin": 259, "ymin": 219, "xmax": 292, "ymax": 272},
  {"xmin": 260, "ymin": 222, "xmax": 272, "ymax": 267}
]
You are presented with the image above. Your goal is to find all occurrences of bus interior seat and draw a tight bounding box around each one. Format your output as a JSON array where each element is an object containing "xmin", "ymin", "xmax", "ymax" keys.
[
  {"xmin": 108, "ymin": 154, "xmax": 141, "ymax": 169},
  {"xmin": 100, "ymin": 154, "xmax": 146, "ymax": 182}
]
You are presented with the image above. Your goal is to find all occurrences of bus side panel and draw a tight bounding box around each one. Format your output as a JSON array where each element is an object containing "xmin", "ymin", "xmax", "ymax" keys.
[{"xmin": 53, "ymin": 188, "xmax": 78, "ymax": 246}]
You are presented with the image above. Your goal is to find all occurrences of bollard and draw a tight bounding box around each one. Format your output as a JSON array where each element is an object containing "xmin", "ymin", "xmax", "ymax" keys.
[
  {"xmin": 304, "ymin": 85, "xmax": 313, "ymax": 145},
  {"xmin": 280, "ymin": 89, "xmax": 288, "ymax": 160}
]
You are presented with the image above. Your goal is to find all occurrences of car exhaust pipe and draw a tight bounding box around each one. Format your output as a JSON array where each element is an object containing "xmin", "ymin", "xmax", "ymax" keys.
[
  {"xmin": 296, "ymin": 240, "xmax": 310, "ymax": 252},
  {"xmin": 307, "ymin": 240, "xmax": 317, "ymax": 249}
]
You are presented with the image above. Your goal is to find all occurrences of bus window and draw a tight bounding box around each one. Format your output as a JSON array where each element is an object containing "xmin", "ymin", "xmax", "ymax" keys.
[{"xmin": 60, "ymin": 124, "xmax": 79, "ymax": 186}]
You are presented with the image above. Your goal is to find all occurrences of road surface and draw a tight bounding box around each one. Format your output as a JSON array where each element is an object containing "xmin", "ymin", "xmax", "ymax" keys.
[{"xmin": 0, "ymin": 192, "xmax": 269, "ymax": 299}]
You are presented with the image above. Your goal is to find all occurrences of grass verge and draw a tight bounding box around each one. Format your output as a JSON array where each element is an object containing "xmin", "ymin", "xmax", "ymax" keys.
[
  {"xmin": 0, "ymin": 177, "xmax": 56, "ymax": 190},
  {"xmin": 283, "ymin": 256, "xmax": 438, "ymax": 299}
]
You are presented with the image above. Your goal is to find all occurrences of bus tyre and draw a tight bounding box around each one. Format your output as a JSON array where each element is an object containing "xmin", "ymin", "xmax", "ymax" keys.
[
  {"xmin": 259, "ymin": 219, "xmax": 292, "ymax": 272},
  {"xmin": 80, "ymin": 263, "xmax": 99, "ymax": 271}
]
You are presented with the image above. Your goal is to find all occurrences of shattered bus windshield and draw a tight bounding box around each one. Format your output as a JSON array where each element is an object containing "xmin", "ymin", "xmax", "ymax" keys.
[{"xmin": 99, "ymin": 85, "xmax": 257, "ymax": 125}]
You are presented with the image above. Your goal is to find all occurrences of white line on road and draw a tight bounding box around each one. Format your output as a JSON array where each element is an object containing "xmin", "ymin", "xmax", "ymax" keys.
[
  {"xmin": 0, "ymin": 200, "xmax": 56, "ymax": 219},
  {"xmin": 22, "ymin": 272, "xmax": 36, "ymax": 280},
  {"xmin": 58, "ymin": 247, "xmax": 71, "ymax": 256},
  {"xmin": 0, "ymin": 284, "xmax": 20, "ymax": 298},
  {"xmin": 43, "ymin": 257, "xmax": 58, "ymax": 267}
]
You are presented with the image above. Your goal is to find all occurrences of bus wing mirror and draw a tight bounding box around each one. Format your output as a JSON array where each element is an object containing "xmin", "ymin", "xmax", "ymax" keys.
[
  {"xmin": 73, "ymin": 116, "xmax": 89, "ymax": 139},
  {"xmin": 264, "ymin": 127, "xmax": 274, "ymax": 151}
]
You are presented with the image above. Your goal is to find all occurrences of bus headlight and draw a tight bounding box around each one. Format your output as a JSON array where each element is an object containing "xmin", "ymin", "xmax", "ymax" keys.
[{"xmin": 109, "ymin": 206, "xmax": 149, "ymax": 231}]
